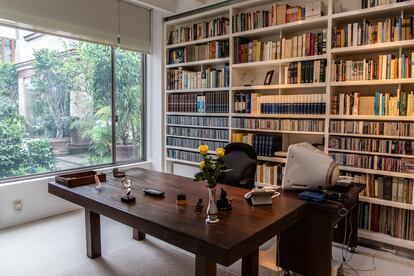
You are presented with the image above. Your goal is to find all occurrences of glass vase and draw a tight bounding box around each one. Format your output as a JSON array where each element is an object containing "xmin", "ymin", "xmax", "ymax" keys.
[{"xmin": 206, "ymin": 187, "xmax": 219, "ymax": 224}]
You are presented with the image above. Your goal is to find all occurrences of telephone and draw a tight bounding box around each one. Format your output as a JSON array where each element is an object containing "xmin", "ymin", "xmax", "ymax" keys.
[{"xmin": 244, "ymin": 187, "xmax": 280, "ymax": 206}]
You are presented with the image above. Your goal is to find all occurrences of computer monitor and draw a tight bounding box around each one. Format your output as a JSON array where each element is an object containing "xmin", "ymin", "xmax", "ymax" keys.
[{"xmin": 282, "ymin": 142, "xmax": 339, "ymax": 190}]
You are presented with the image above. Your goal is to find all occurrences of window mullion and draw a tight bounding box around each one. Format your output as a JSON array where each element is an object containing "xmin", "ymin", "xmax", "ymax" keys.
[{"xmin": 111, "ymin": 47, "xmax": 117, "ymax": 164}]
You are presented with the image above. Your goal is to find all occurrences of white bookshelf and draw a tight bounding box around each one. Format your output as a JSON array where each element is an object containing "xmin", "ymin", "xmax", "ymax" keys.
[
  {"xmin": 330, "ymin": 115, "xmax": 414, "ymax": 121},
  {"xmin": 331, "ymin": 79, "xmax": 414, "ymax": 86},
  {"xmin": 331, "ymin": 39, "xmax": 414, "ymax": 54},
  {"xmin": 232, "ymin": 15, "xmax": 329, "ymax": 38},
  {"xmin": 166, "ymin": 134, "xmax": 229, "ymax": 142},
  {"xmin": 165, "ymin": 57, "xmax": 230, "ymax": 68},
  {"xmin": 166, "ymin": 87, "xmax": 230, "ymax": 93},
  {"xmin": 166, "ymin": 145, "xmax": 216, "ymax": 154},
  {"xmin": 231, "ymin": 54, "xmax": 328, "ymax": 69},
  {"xmin": 329, "ymin": 132, "xmax": 414, "ymax": 140},
  {"xmin": 165, "ymin": 158, "xmax": 199, "ymax": 166},
  {"xmin": 166, "ymin": 34, "xmax": 230, "ymax": 49},
  {"xmin": 329, "ymin": 148, "xmax": 414, "ymax": 159},
  {"xmin": 257, "ymin": 156, "xmax": 287, "ymax": 163},
  {"xmin": 359, "ymin": 229, "xmax": 414, "ymax": 250},
  {"xmin": 339, "ymin": 166, "xmax": 414, "ymax": 179},
  {"xmin": 164, "ymin": 0, "xmax": 414, "ymax": 250},
  {"xmin": 359, "ymin": 196, "xmax": 414, "ymax": 211},
  {"xmin": 231, "ymin": 113, "xmax": 326, "ymax": 119},
  {"xmin": 166, "ymin": 124, "xmax": 229, "ymax": 129},
  {"xmin": 232, "ymin": 82, "xmax": 327, "ymax": 90},
  {"xmin": 231, "ymin": 127, "xmax": 325, "ymax": 135},
  {"xmin": 166, "ymin": 112, "xmax": 230, "ymax": 116},
  {"xmin": 331, "ymin": 1, "xmax": 414, "ymax": 20}
]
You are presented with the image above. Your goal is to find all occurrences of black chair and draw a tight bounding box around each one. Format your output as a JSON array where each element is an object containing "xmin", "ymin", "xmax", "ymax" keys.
[{"xmin": 218, "ymin": 143, "xmax": 257, "ymax": 189}]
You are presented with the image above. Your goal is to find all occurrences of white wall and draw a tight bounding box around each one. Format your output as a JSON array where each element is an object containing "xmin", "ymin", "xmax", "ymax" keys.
[
  {"xmin": 0, "ymin": 25, "xmax": 16, "ymax": 39},
  {"xmin": 0, "ymin": 162, "xmax": 152, "ymax": 230},
  {"xmin": 146, "ymin": 9, "xmax": 164, "ymax": 172}
]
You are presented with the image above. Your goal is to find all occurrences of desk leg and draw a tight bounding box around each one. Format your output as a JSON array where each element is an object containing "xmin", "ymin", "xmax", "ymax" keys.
[
  {"xmin": 195, "ymin": 255, "xmax": 216, "ymax": 276},
  {"xmin": 242, "ymin": 248, "xmax": 259, "ymax": 276},
  {"xmin": 85, "ymin": 209, "xmax": 101, "ymax": 259},
  {"xmin": 278, "ymin": 209, "xmax": 332, "ymax": 276},
  {"xmin": 133, "ymin": 229, "xmax": 146, "ymax": 241},
  {"xmin": 349, "ymin": 206, "xmax": 358, "ymax": 249}
]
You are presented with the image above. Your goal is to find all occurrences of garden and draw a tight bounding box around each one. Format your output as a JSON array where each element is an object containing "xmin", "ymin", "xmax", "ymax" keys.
[{"xmin": 0, "ymin": 41, "xmax": 142, "ymax": 179}]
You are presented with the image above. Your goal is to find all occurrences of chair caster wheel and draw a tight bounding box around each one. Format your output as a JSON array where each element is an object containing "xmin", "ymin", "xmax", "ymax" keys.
[{"xmin": 348, "ymin": 246, "xmax": 356, "ymax": 253}]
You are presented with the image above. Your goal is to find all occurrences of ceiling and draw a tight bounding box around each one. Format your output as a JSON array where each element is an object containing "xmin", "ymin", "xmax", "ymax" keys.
[{"xmin": 130, "ymin": 0, "xmax": 229, "ymax": 16}]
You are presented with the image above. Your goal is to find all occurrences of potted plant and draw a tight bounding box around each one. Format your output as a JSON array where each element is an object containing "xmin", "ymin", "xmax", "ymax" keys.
[{"xmin": 194, "ymin": 145, "xmax": 227, "ymax": 224}]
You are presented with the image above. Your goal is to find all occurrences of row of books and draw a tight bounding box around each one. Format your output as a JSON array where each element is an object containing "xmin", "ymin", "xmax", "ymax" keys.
[
  {"xmin": 167, "ymin": 115, "xmax": 228, "ymax": 127},
  {"xmin": 234, "ymin": 31, "xmax": 326, "ymax": 63},
  {"xmin": 358, "ymin": 203, "xmax": 414, "ymax": 241},
  {"xmin": 349, "ymin": 173, "xmax": 413, "ymax": 203},
  {"xmin": 231, "ymin": 133, "xmax": 282, "ymax": 157},
  {"xmin": 167, "ymin": 126, "xmax": 229, "ymax": 140},
  {"xmin": 331, "ymin": 90, "xmax": 414, "ymax": 116},
  {"xmin": 167, "ymin": 41, "xmax": 229, "ymax": 65},
  {"xmin": 329, "ymin": 136, "xmax": 414, "ymax": 155},
  {"xmin": 333, "ymin": 53, "xmax": 414, "ymax": 82},
  {"xmin": 167, "ymin": 17, "xmax": 229, "ymax": 45},
  {"xmin": 234, "ymin": 93, "xmax": 326, "ymax": 114},
  {"xmin": 253, "ymin": 134, "xmax": 282, "ymax": 157},
  {"xmin": 256, "ymin": 162, "xmax": 285, "ymax": 186},
  {"xmin": 232, "ymin": 118, "xmax": 325, "ymax": 133},
  {"xmin": 331, "ymin": 152, "xmax": 414, "ymax": 173},
  {"xmin": 166, "ymin": 137, "xmax": 227, "ymax": 152},
  {"xmin": 167, "ymin": 149, "xmax": 203, "ymax": 163},
  {"xmin": 361, "ymin": 0, "xmax": 409, "ymax": 9},
  {"xmin": 329, "ymin": 120, "xmax": 414, "ymax": 137},
  {"xmin": 285, "ymin": 60, "xmax": 327, "ymax": 84},
  {"xmin": 232, "ymin": 1, "xmax": 322, "ymax": 33},
  {"xmin": 167, "ymin": 92, "xmax": 229, "ymax": 113},
  {"xmin": 332, "ymin": 16, "xmax": 414, "ymax": 49},
  {"xmin": 166, "ymin": 66, "xmax": 229, "ymax": 90}
]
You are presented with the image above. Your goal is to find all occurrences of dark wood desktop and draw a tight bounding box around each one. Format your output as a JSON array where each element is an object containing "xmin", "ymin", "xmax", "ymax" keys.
[{"xmin": 48, "ymin": 168, "xmax": 364, "ymax": 276}]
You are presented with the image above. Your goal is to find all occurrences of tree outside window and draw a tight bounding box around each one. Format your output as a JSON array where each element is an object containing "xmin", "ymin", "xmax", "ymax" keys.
[{"xmin": 0, "ymin": 26, "xmax": 144, "ymax": 180}]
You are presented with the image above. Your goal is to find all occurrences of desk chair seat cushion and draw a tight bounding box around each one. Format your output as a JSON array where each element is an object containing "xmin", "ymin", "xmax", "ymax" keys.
[{"xmin": 220, "ymin": 143, "xmax": 257, "ymax": 189}]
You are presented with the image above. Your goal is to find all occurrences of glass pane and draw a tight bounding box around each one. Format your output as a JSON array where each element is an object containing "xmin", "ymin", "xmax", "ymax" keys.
[
  {"xmin": 0, "ymin": 26, "xmax": 113, "ymax": 180},
  {"xmin": 115, "ymin": 48, "xmax": 143, "ymax": 162},
  {"xmin": 4, "ymin": 39, "xmax": 12, "ymax": 63}
]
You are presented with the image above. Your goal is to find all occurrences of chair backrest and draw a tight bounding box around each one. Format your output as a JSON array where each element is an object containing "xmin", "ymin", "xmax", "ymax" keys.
[{"xmin": 219, "ymin": 143, "xmax": 257, "ymax": 189}]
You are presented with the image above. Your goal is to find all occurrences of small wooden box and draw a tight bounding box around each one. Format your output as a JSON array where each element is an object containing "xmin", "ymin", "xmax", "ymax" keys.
[{"xmin": 55, "ymin": 171, "xmax": 106, "ymax": 187}]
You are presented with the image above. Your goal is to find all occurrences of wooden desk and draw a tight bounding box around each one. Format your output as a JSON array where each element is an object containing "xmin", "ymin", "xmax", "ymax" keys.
[
  {"xmin": 48, "ymin": 168, "xmax": 307, "ymax": 276},
  {"xmin": 278, "ymin": 184, "xmax": 365, "ymax": 276}
]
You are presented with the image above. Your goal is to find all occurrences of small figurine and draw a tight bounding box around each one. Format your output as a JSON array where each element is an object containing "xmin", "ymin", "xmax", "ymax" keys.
[
  {"xmin": 95, "ymin": 174, "xmax": 102, "ymax": 191},
  {"xmin": 194, "ymin": 198, "xmax": 203, "ymax": 214},
  {"xmin": 176, "ymin": 193, "xmax": 187, "ymax": 206},
  {"xmin": 121, "ymin": 177, "xmax": 135, "ymax": 203},
  {"xmin": 113, "ymin": 168, "xmax": 126, "ymax": 177},
  {"xmin": 217, "ymin": 188, "xmax": 232, "ymax": 211}
]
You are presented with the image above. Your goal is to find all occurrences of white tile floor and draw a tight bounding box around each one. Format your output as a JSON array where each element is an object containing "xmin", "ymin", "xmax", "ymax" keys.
[{"xmin": 0, "ymin": 209, "xmax": 413, "ymax": 276}]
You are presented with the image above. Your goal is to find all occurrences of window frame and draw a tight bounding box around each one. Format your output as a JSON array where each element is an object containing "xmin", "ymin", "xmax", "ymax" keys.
[
  {"xmin": 1, "ymin": 37, "xmax": 15, "ymax": 63},
  {"xmin": 0, "ymin": 28, "xmax": 147, "ymax": 184}
]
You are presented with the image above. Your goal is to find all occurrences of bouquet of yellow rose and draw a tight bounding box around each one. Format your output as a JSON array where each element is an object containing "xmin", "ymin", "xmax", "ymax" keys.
[{"xmin": 193, "ymin": 145, "xmax": 227, "ymax": 188}]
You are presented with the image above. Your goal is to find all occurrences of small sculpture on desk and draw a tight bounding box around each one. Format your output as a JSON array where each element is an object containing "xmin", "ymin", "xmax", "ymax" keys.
[
  {"xmin": 217, "ymin": 188, "xmax": 232, "ymax": 211},
  {"xmin": 121, "ymin": 177, "xmax": 135, "ymax": 203},
  {"xmin": 95, "ymin": 174, "xmax": 102, "ymax": 191}
]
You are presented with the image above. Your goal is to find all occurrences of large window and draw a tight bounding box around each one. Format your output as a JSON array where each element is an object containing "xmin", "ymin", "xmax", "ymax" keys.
[{"xmin": 0, "ymin": 26, "xmax": 144, "ymax": 180}]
